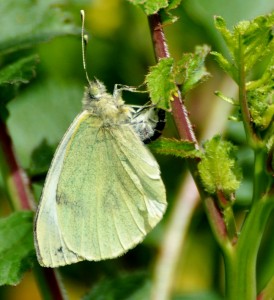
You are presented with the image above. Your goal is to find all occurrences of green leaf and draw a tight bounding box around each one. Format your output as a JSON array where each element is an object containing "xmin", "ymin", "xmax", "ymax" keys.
[
  {"xmin": 168, "ymin": 0, "xmax": 182, "ymax": 10},
  {"xmin": 235, "ymin": 13, "xmax": 274, "ymax": 73},
  {"xmin": 145, "ymin": 58, "xmax": 177, "ymax": 110},
  {"xmin": 0, "ymin": 55, "xmax": 39, "ymax": 85},
  {"xmin": 82, "ymin": 272, "xmax": 150, "ymax": 300},
  {"xmin": 175, "ymin": 45, "xmax": 211, "ymax": 95},
  {"xmin": 246, "ymin": 59, "xmax": 274, "ymax": 130},
  {"xmin": 7, "ymin": 79, "xmax": 83, "ymax": 169},
  {"xmin": 28, "ymin": 139, "xmax": 55, "ymax": 178},
  {"xmin": 159, "ymin": 0, "xmax": 182, "ymax": 25},
  {"xmin": 214, "ymin": 16, "xmax": 236, "ymax": 55},
  {"xmin": 214, "ymin": 13, "xmax": 274, "ymax": 80},
  {"xmin": 159, "ymin": 8, "xmax": 178, "ymax": 25},
  {"xmin": 0, "ymin": 211, "xmax": 35, "ymax": 286},
  {"xmin": 214, "ymin": 91, "xmax": 237, "ymax": 105},
  {"xmin": 198, "ymin": 136, "xmax": 242, "ymax": 196},
  {"xmin": 127, "ymin": 0, "xmax": 169, "ymax": 15},
  {"xmin": 0, "ymin": 0, "xmax": 79, "ymax": 55},
  {"xmin": 128, "ymin": 0, "xmax": 182, "ymax": 22},
  {"xmin": 210, "ymin": 51, "xmax": 237, "ymax": 82},
  {"xmin": 149, "ymin": 138, "xmax": 202, "ymax": 159},
  {"xmin": 0, "ymin": 55, "xmax": 39, "ymax": 121}
]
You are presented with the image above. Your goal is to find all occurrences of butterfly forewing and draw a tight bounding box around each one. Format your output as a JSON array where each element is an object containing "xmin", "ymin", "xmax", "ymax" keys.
[{"xmin": 34, "ymin": 112, "xmax": 91, "ymax": 267}]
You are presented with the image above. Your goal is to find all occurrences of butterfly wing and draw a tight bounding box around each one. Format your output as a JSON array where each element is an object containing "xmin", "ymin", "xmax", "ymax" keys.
[
  {"xmin": 56, "ymin": 117, "xmax": 166, "ymax": 261},
  {"xmin": 34, "ymin": 111, "xmax": 93, "ymax": 267}
]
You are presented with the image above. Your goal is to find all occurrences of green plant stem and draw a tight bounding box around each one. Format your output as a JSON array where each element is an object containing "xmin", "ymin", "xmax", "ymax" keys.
[
  {"xmin": 253, "ymin": 149, "xmax": 270, "ymax": 203},
  {"xmin": 224, "ymin": 195, "xmax": 274, "ymax": 300},
  {"xmin": 224, "ymin": 148, "xmax": 274, "ymax": 299}
]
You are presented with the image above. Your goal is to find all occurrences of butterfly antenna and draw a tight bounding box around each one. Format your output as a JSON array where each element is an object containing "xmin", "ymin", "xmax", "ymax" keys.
[{"xmin": 80, "ymin": 10, "xmax": 92, "ymax": 85}]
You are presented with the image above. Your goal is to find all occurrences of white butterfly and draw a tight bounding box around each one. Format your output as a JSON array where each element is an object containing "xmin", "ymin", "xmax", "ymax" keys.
[{"xmin": 34, "ymin": 11, "xmax": 166, "ymax": 267}]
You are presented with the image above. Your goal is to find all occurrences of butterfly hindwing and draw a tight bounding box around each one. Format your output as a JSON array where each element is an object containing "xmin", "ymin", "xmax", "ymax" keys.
[{"xmin": 55, "ymin": 116, "xmax": 166, "ymax": 261}]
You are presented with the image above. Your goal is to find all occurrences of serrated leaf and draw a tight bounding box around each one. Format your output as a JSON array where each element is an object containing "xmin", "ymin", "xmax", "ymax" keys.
[
  {"xmin": 168, "ymin": 0, "xmax": 182, "ymax": 10},
  {"xmin": 159, "ymin": 8, "xmax": 178, "ymax": 25},
  {"xmin": 82, "ymin": 272, "xmax": 150, "ymax": 300},
  {"xmin": 146, "ymin": 58, "xmax": 176, "ymax": 110},
  {"xmin": 214, "ymin": 13, "xmax": 274, "ymax": 79},
  {"xmin": 0, "ymin": 0, "xmax": 80, "ymax": 55},
  {"xmin": 198, "ymin": 136, "xmax": 242, "ymax": 196},
  {"xmin": 214, "ymin": 16, "xmax": 235, "ymax": 55},
  {"xmin": 236, "ymin": 14, "xmax": 274, "ymax": 72},
  {"xmin": 211, "ymin": 51, "xmax": 237, "ymax": 82},
  {"xmin": 246, "ymin": 57, "xmax": 274, "ymax": 130},
  {"xmin": 128, "ymin": 0, "xmax": 169, "ymax": 15},
  {"xmin": 0, "ymin": 55, "xmax": 39, "ymax": 85},
  {"xmin": 0, "ymin": 211, "xmax": 35, "ymax": 286},
  {"xmin": 149, "ymin": 138, "xmax": 201, "ymax": 158},
  {"xmin": 159, "ymin": 0, "xmax": 182, "ymax": 25},
  {"xmin": 175, "ymin": 45, "xmax": 211, "ymax": 95}
]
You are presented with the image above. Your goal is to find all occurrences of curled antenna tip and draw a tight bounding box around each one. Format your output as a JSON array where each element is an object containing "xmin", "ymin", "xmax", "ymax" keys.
[{"xmin": 80, "ymin": 10, "xmax": 85, "ymax": 18}]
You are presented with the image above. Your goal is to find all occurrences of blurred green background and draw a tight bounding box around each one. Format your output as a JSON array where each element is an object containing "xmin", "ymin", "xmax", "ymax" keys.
[{"xmin": 0, "ymin": 0, "xmax": 273, "ymax": 299}]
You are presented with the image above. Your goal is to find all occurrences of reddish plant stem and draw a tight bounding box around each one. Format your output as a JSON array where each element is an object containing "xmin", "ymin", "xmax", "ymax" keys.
[
  {"xmin": 0, "ymin": 120, "xmax": 65, "ymax": 299},
  {"xmin": 0, "ymin": 121, "xmax": 33, "ymax": 210},
  {"xmin": 148, "ymin": 14, "xmax": 198, "ymax": 145},
  {"xmin": 40, "ymin": 268, "xmax": 66, "ymax": 300},
  {"xmin": 148, "ymin": 13, "xmax": 228, "ymax": 242}
]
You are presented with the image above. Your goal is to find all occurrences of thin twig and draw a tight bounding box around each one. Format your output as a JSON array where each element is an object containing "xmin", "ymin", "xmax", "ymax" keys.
[
  {"xmin": 0, "ymin": 120, "xmax": 66, "ymax": 299},
  {"xmin": 148, "ymin": 14, "xmax": 197, "ymax": 144}
]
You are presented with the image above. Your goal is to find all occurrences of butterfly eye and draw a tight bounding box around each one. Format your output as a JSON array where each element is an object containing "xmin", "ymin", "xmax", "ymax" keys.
[{"xmin": 88, "ymin": 91, "xmax": 98, "ymax": 100}]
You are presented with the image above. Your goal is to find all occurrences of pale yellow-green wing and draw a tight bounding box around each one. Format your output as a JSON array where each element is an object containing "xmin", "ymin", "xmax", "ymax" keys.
[
  {"xmin": 34, "ymin": 111, "xmax": 94, "ymax": 267},
  {"xmin": 56, "ymin": 116, "xmax": 166, "ymax": 261}
]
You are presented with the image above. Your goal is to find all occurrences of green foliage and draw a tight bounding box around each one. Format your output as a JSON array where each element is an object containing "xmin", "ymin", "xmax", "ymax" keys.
[
  {"xmin": 127, "ymin": 0, "xmax": 182, "ymax": 23},
  {"xmin": 0, "ymin": 0, "xmax": 79, "ymax": 55},
  {"xmin": 211, "ymin": 13, "xmax": 274, "ymax": 83},
  {"xmin": 212, "ymin": 13, "xmax": 274, "ymax": 146},
  {"xmin": 247, "ymin": 59, "xmax": 274, "ymax": 131},
  {"xmin": 149, "ymin": 138, "xmax": 201, "ymax": 159},
  {"xmin": 0, "ymin": 55, "xmax": 39, "ymax": 85},
  {"xmin": 214, "ymin": 91, "xmax": 237, "ymax": 105},
  {"xmin": 146, "ymin": 48, "xmax": 210, "ymax": 110},
  {"xmin": 0, "ymin": 212, "xmax": 35, "ymax": 286},
  {"xmin": 0, "ymin": 55, "xmax": 39, "ymax": 121},
  {"xmin": 128, "ymin": 0, "xmax": 169, "ymax": 15},
  {"xmin": 28, "ymin": 139, "xmax": 55, "ymax": 178},
  {"xmin": 145, "ymin": 58, "xmax": 177, "ymax": 110},
  {"xmin": 175, "ymin": 45, "xmax": 211, "ymax": 95},
  {"xmin": 198, "ymin": 136, "xmax": 242, "ymax": 196}
]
